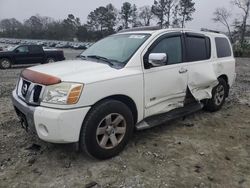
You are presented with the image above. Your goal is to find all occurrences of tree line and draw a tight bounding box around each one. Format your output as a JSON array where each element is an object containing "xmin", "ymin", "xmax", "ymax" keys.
[
  {"xmin": 0, "ymin": 0, "xmax": 195, "ymax": 41},
  {"xmin": 213, "ymin": 0, "xmax": 250, "ymax": 49}
]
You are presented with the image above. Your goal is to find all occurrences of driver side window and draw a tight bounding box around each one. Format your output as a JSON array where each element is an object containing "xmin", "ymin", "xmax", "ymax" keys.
[
  {"xmin": 151, "ymin": 36, "xmax": 182, "ymax": 65},
  {"xmin": 16, "ymin": 46, "xmax": 29, "ymax": 53}
]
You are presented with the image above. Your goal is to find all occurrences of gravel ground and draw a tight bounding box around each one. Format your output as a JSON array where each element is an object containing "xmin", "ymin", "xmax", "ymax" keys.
[{"xmin": 0, "ymin": 55, "xmax": 249, "ymax": 188}]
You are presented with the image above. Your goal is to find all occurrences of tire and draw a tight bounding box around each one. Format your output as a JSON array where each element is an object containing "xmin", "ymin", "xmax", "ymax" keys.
[
  {"xmin": 79, "ymin": 100, "xmax": 134, "ymax": 159},
  {"xmin": 46, "ymin": 58, "xmax": 55, "ymax": 63},
  {"xmin": 0, "ymin": 58, "xmax": 11, "ymax": 69},
  {"xmin": 203, "ymin": 78, "xmax": 228, "ymax": 112}
]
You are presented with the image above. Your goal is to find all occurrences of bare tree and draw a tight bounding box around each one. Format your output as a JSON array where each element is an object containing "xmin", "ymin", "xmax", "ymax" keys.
[
  {"xmin": 232, "ymin": 0, "xmax": 250, "ymax": 46},
  {"xmin": 213, "ymin": 8, "xmax": 233, "ymax": 42},
  {"xmin": 120, "ymin": 2, "xmax": 133, "ymax": 29},
  {"xmin": 152, "ymin": 0, "xmax": 178, "ymax": 28},
  {"xmin": 139, "ymin": 6, "xmax": 153, "ymax": 26}
]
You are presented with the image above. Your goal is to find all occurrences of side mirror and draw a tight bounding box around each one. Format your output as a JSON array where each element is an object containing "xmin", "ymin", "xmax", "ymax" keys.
[
  {"xmin": 15, "ymin": 49, "xmax": 19, "ymax": 53},
  {"xmin": 148, "ymin": 53, "xmax": 167, "ymax": 67}
]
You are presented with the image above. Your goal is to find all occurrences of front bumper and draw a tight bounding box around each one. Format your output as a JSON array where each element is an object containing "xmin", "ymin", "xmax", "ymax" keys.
[{"xmin": 12, "ymin": 91, "xmax": 90, "ymax": 143}]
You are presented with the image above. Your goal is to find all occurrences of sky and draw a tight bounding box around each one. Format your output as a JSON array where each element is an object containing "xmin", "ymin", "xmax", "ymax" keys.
[{"xmin": 0, "ymin": 0, "xmax": 242, "ymax": 32}]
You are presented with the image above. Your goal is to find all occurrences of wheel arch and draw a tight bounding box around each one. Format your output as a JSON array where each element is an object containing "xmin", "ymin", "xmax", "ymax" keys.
[
  {"xmin": 1, "ymin": 56, "xmax": 13, "ymax": 63},
  {"xmin": 88, "ymin": 94, "xmax": 138, "ymax": 125},
  {"xmin": 218, "ymin": 74, "xmax": 229, "ymax": 97}
]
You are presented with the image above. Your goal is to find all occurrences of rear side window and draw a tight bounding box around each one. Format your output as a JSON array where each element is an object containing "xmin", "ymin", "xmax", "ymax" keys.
[
  {"xmin": 185, "ymin": 35, "xmax": 211, "ymax": 62},
  {"xmin": 215, "ymin": 37, "xmax": 232, "ymax": 58},
  {"xmin": 29, "ymin": 46, "xmax": 43, "ymax": 53}
]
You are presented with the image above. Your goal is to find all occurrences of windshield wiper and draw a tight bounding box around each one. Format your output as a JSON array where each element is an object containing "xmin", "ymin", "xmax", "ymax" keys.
[
  {"xmin": 86, "ymin": 55, "xmax": 114, "ymax": 66},
  {"xmin": 80, "ymin": 55, "xmax": 87, "ymax": 59}
]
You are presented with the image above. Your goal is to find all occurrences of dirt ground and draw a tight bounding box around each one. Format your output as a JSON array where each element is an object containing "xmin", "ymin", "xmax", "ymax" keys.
[{"xmin": 0, "ymin": 56, "xmax": 249, "ymax": 188}]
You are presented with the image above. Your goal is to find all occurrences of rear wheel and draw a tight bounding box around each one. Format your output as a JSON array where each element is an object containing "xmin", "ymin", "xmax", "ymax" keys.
[
  {"xmin": 46, "ymin": 58, "xmax": 55, "ymax": 63},
  {"xmin": 0, "ymin": 58, "xmax": 11, "ymax": 69},
  {"xmin": 79, "ymin": 100, "xmax": 134, "ymax": 159},
  {"xmin": 203, "ymin": 78, "xmax": 227, "ymax": 112}
]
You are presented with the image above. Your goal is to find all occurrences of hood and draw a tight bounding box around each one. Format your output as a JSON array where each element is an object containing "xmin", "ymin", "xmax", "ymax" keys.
[
  {"xmin": 0, "ymin": 50, "xmax": 11, "ymax": 54},
  {"xmin": 28, "ymin": 60, "xmax": 136, "ymax": 84}
]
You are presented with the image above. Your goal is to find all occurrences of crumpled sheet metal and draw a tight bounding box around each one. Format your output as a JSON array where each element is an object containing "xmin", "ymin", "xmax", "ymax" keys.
[{"xmin": 187, "ymin": 63, "xmax": 219, "ymax": 101}]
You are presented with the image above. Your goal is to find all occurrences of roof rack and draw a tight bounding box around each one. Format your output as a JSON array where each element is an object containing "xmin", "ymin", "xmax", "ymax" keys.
[
  {"xmin": 201, "ymin": 28, "xmax": 221, "ymax": 34},
  {"xmin": 118, "ymin": 26, "xmax": 161, "ymax": 33}
]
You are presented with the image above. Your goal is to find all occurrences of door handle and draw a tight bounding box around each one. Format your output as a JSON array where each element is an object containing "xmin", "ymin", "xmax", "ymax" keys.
[{"xmin": 179, "ymin": 68, "xmax": 188, "ymax": 74}]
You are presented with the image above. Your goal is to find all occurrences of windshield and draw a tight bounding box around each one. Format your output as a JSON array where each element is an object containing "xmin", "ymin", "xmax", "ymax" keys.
[
  {"xmin": 81, "ymin": 34, "xmax": 150, "ymax": 65},
  {"xmin": 7, "ymin": 45, "xmax": 18, "ymax": 51}
]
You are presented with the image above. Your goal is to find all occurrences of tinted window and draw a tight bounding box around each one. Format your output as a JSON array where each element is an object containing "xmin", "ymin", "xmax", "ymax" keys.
[
  {"xmin": 16, "ymin": 46, "xmax": 29, "ymax": 53},
  {"xmin": 151, "ymin": 36, "xmax": 182, "ymax": 65},
  {"xmin": 29, "ymin": 45, "xmax": 43, "ymax": 53},
  {"xmin": 186, "ymin": 36, "xmax": 210, "ymax": 62},
  {"xmin": 215, "ymin": 37, "xmax": 232, "ymax": 58}
]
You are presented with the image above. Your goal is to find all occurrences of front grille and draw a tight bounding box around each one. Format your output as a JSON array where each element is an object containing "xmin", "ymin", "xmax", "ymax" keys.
[
  {"xmin": 33, "ymin": 85, "xmax": 42, "ymax": 103},
  {"xmin": 17, "ymin": 78, "xmax": 44, "ymax": 105},
  {"xmin": 21, "ymin": 80, "xmax": 31, "ymax": 97}
]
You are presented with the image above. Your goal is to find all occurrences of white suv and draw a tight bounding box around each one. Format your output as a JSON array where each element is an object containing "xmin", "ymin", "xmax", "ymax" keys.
[{"xmin": 12, "ymin": 28, "xmax": 236, "ymax": 159}]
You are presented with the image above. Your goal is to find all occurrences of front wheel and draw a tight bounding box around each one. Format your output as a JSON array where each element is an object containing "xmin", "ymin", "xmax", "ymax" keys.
[
  {"xmin": 79, "ymin": 100, "xmax": 134, "ymax": 159},
  {"xmin": 203, "ymin": 78, "xmax": 228, "ymax": 112},
  {"xmin": 0, "ymin": 58, "xmax": 12, "ymax": 69}
]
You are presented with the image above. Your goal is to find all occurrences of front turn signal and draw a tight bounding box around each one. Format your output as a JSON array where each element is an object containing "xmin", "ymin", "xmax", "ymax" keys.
[{"xmin": 67, "ymin": 85, "xmax": 83, "ymax": 104}]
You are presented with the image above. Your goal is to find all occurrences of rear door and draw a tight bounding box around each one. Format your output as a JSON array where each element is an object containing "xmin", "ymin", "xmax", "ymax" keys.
[
  {"xmin": 183, "ymin": 32, "xmax": 218, "ymax": 100},
  {"xmin": 28, "ymin": 45, "xmax": 45, "ymax": 64},
  {"xmin": 214, "ymin": 37, "xmax": 235, "ymax": 87},
  {"xmin": 143, "ymin": 32, "xmax": 188, "ymax": 117}
]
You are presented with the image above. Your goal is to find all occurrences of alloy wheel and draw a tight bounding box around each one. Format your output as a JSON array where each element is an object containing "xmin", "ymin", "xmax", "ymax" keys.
[{"xmin": 96, "ymin": 113, "xmax": 127, "ymax": 149}]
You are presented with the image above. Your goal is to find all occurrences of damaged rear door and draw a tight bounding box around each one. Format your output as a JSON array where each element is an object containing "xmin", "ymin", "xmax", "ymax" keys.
[{"xmin": 184, "ymin": 32, "xmax": 218, "ymax": 101}]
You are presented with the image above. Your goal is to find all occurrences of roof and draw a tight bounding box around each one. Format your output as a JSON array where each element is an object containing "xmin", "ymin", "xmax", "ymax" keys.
[{"xmin": 117, "ymin": 27, "xmax": 227, "ymax": 38}]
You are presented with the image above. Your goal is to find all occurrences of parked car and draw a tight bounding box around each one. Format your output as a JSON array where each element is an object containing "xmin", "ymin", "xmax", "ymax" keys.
[
  {"xmin": 73, "ymin": 43, "xmax": 87, "ymax": 50},
  {"xmin": 0, "ymin": 44, "xmax": 65, "ymax": 69},
  {"xmin": 12, "ymin": 27, "xmax": 236, "ymax": 159}
]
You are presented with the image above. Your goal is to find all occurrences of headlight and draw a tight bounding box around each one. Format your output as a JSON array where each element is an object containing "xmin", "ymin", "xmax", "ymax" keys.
[{"xmin": 42, "ymin": 82, "xmax": 83, "ymax": 105}]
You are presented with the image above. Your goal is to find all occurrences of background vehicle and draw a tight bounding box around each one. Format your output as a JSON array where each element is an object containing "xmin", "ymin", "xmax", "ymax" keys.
[
  {"xmin": 0, "ymin": 44, "xmax": 65, "ymax": 69},
  {"xmin": 12, "ymin": 27, "xmax": 235, "ymax": 159}
]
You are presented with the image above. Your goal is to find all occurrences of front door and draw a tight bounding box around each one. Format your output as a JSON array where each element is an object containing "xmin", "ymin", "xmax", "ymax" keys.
[
  {"xmin": 143, "ymin": 33, "xmax": 188, "ymax": 118},
  {"xmin": 13, "ymin": 45, "xmax": 31, "ymax": 64}
]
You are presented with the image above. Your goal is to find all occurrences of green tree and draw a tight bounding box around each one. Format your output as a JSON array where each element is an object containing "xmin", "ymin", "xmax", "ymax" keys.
[
  {"xmin": 24, "ymin": 15, "xmax": 44, "ymax": 38},
  {"xmin": 87, "ymin": 4, "xmax": 117, "ymax": 32},
  {"xmin": 120, "ymin": 2, "xmax": 133, "ymax": 29},
  {"xmin": 0, "ymin": 18, "xmax": 22, "ymax": 37},
  {"xmin": 105, "ymin": 4, "xmax": 118, "ymax": 31},
  {"xmin": 131, "ymin": 4, "xmax": 140, "ymax": 27},
  {"xmin": 178, "ymin": 0, "xmax": 195, "ymax": 28},
  {"xmin": 46, "ymin": 21, "xmax": 65, "ymax": 40},
  {"xmin": 62, "ymin": 14, "xmax": 81, "ymax": 40},
  {"xmin": 152, "ymin": 0, "xmax": 177, "ymax": 28}
]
